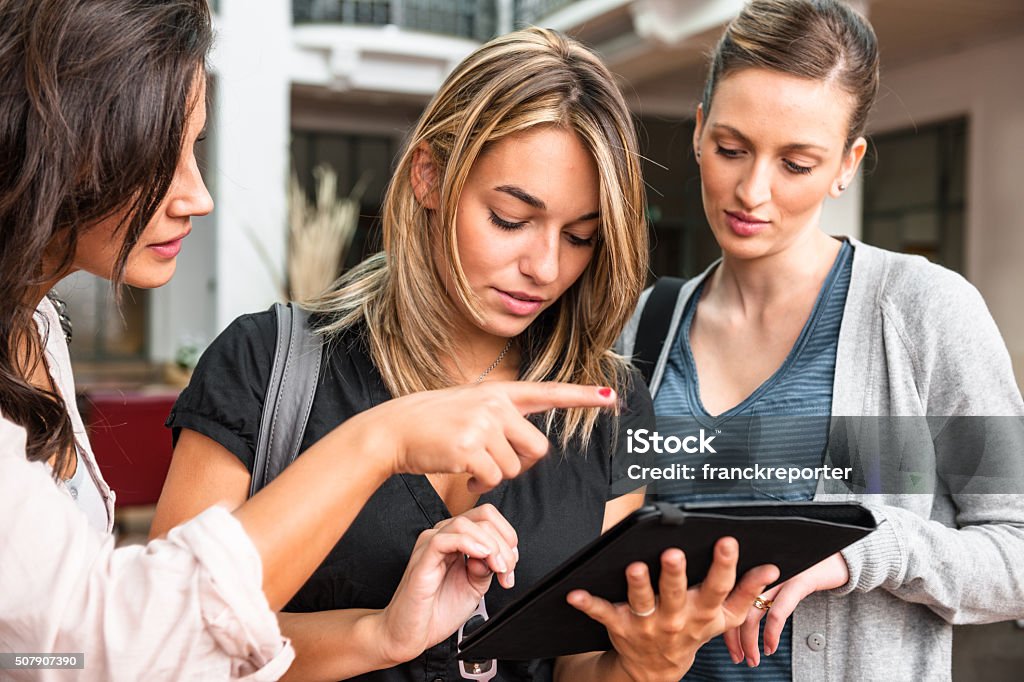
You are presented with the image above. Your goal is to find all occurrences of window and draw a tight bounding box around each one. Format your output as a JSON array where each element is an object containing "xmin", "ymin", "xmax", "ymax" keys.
[
  {"xmin": 638, "ymin": 116, "xmax": 718, "ymax": 281},
  {"xmin": 291, "ymin": 129, "xmax": 400, "ymax": 269},
  {"xmin": 862, "ymin": 117, "xmax": 967, "ymax": 273},
  {"xmin": 56, "ymin": 273, "xmax": 149, "ymax": 363}
]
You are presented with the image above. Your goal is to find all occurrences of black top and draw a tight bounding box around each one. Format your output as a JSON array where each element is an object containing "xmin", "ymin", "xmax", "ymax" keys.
[{"xmin": 168, "ymin": 308, "xmax": 654, "ymax": 682}]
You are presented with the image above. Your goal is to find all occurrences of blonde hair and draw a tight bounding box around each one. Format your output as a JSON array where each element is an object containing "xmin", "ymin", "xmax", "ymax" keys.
[{"xmin": 307, "ymin": 27, "xmax": 648, "ymax": 448}]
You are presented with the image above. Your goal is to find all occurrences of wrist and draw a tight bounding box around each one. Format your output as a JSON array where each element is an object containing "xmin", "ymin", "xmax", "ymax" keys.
[
  {"xmin": 329, "ymin": 410, "xmax": 398, "ymax": 483},
  {"xmin": 604, "ymin": 649, "xmax": 693, "ymax": 682},
  {"xmin": 359, "ymin": 609, "xmax": 410, "ymax": 669}
]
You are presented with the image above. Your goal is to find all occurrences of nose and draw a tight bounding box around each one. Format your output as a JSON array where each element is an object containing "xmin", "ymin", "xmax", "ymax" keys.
[
  {"xmin": 735, "ymin": 158, "xmax": 772, "ymax": 210},
  {"xmin": 519, "ymin": 228, "xmax": 560, "ymax": 286},
  {"xmin": 167, "ymin": 153, "xmax": 214, "ymax": 218}
]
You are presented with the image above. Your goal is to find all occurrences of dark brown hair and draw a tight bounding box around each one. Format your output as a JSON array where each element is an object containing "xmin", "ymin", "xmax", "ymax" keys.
[
  {"xmin": 702, "ymin": 0, "xmax": 879, "ymax": 149},
  {"xmin": 0, "ymin": 0, "xmax": 212, "ymax": 474}
]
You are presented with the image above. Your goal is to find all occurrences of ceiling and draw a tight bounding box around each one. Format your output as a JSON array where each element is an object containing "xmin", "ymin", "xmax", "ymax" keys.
[{"xmin": 553, "ymin": 0, "xmax": 1024, "ymax": 117}]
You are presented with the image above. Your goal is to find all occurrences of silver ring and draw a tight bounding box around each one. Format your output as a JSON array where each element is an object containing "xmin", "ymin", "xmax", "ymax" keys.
[{"xmin": 628, "ymin": 603, "xmax": 657, "ymax": 618}]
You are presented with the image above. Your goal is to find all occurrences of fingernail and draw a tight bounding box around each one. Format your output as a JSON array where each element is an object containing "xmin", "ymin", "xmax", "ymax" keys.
[
  {"xmin": 746, "ymin": 657, "xmax": 756, "ymax": 668},
  {"xmin": 730, "ymin": 653, "xmax": 742, "ymax": 664},
  {"xmin": 506, "ymin": 570, "xmax": 515, "ymax": 588},
  {"xmin": 765, "ymin": 647, "xmax": 773, "ymax": 656},
  {"xmin": 472, "ymin": 542, "xmax": 491, "ymax": 556},
  {"xmin": 512, "ymin": 546, "xmax": 520, "ymax": 560},
  {"xmin": 598, "ymin": 387, "xmax": 613, "ymax": 398},
  {"xmin": 495, "ymin": 556, "xmax": 508, "ymax": 573}
]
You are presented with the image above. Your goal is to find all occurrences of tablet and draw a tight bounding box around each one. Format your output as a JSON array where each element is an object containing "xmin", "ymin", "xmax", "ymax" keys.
[{"xmin": 456, "ymin": 501, "xmax": 875, "ymax": 660}]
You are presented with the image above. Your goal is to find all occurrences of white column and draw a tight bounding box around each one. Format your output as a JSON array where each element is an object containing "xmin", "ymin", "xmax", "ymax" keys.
[{"xmin": 209, "ymin": 0, "xmax": 291, "ymax": 329}]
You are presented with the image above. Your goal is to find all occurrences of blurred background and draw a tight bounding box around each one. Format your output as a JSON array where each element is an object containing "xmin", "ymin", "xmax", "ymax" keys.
[{"xmin": 63, "ymin": 2, "xmax": 1024, "ymax": 677}]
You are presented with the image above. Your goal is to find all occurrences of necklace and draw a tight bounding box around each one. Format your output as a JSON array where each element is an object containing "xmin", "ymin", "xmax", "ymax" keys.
[
  {"xmin": 47, "ymin": 291, "xmax": 72, "ymax": 345},
  {"xmin": 474, "ymin": 338, "xmax": 513, "ymax": 384}
]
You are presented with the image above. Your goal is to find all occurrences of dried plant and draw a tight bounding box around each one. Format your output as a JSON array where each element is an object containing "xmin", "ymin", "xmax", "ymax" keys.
[{"xmin": 287, "ymin": 164, "xmax": 370, "ymax": 301}]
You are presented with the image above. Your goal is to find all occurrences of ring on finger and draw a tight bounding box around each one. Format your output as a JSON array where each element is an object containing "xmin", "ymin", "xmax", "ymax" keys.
[
  {"xmin": 752, "ymin": 596, "xmax": 774, "ymax": 611},
  {"xmin": 628, "ymin": 600, "xmax": 657, "ymax": 618}
]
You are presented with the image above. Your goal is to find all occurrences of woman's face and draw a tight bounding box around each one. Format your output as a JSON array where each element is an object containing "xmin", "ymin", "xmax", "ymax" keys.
[
  {"xmin": 72, "ymin": 78, "xmax": 213, "ymax": 288},
  {"xmin": 434, "ymin": 126, "xmax": 600, "ymax": 342},
  {"xmin": 694, "ymin": 67, "xmax": 866, "ymax": 260}
]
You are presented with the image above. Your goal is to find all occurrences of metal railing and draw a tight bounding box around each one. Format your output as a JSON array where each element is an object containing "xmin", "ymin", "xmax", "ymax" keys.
[
  {"xmin": 513, "ymin": 0, "xmax": 575, "ymax": 26},
  {"xmin": 294, "ymin": 0, "xmax": 499, "ymax": 42}
]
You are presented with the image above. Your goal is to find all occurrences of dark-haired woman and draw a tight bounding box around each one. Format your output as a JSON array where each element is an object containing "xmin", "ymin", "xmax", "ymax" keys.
[
  {"xmin": 623, "ymin": 0, "xmax": 1024, "ymax": 680},
  {"xmin": 0, "ymin": 2, "xmax": 623, "ymax": 677}
]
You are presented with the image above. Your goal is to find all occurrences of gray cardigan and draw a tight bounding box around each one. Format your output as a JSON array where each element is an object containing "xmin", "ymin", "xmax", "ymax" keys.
[{"xmin": 620, "ymin": 239, "xmax": 1024, "ymax": 681}]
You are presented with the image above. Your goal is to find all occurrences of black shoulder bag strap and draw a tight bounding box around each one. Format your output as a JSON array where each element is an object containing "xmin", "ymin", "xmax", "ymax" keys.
[
  {"xmin": 249, "ymin": 302, "xmax": 323, "ymax": 498},
  {"xmin": 634, "ymin": 277, "xmax": 686, "ymax": 387}
]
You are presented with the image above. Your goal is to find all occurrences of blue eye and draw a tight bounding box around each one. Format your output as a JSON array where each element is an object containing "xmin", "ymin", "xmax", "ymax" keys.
[{"xmin": 783, "ymin": 159, "xmax": 813, "ymax": 175}]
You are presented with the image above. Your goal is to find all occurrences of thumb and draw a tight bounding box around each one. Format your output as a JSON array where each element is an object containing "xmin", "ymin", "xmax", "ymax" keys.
[{"xmin": 466, "ymin": 557, "xmax": 495, "ymax": 592}]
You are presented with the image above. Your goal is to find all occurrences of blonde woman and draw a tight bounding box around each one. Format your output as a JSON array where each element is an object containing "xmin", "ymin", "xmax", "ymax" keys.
[{"xmin": 153, "ymin": 28, "xmax": 776, "ymax": 682}]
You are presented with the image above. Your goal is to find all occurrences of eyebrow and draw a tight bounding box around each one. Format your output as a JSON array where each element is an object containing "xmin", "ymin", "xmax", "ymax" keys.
[
  {"xmin": 711, "ymin": 123, "xmax": 829, "ymax": 154},
  {"xmin": 494, "ymin": 184, "xmax": 599, "ymax": 222}
]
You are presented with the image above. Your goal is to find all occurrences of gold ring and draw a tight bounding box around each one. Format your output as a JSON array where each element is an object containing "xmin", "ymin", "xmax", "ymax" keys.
[{"xmin": 753, "ymin": 596, "xmax": 774, "ymax": 611}]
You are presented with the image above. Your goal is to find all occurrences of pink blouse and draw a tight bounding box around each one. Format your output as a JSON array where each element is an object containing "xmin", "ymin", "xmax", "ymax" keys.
[{"xmin": 0, "ymin": 299, "xmax": 294, "ymax": 680}]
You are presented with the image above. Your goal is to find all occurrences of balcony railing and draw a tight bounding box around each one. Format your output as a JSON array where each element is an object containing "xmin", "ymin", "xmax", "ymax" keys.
[
  {"xmin": 294, "ymin": 0, "xmax": 499, "ymax": 42},
  {"xmin": 513, "ymin": 0, "xmax": 576, "ymax": 26}
]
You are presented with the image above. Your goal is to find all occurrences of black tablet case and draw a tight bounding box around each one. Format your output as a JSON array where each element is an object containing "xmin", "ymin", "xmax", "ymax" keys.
[{"xmin": 456, "ymin": 501, "xmax": 876, "ymax": 660}]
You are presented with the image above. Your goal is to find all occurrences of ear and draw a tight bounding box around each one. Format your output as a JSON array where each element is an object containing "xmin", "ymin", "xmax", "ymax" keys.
[
  {"xmin": 693, "ymin": 104, "xmax": 706, "ymax": 164},
  {"xmin": 830, "ymin": 135, "xmax": 868, "ymax": 198},
  {"xmin": 411, "ymin": 142, "xmax": 440, "ymax": 210}
]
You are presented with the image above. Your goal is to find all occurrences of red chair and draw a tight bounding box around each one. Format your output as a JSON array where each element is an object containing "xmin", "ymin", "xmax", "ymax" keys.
[{"xmin": 83, "ymin": 389, "xmax": 179, "ymax": 507}]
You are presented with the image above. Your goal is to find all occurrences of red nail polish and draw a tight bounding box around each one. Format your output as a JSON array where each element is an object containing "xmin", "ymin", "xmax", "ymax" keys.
[{"xmin": 598, "ymin": 387, "xmax": 612, "ymax": 398}]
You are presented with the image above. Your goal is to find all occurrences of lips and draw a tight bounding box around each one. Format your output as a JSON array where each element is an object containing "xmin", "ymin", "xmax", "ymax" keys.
[
  {"xmin": 147, "ymin": 229, "xmax": 190, "ymax": 259},
  {"xmin": 724, "ymin": 210, "xmax": 770, "ymax": 237},
  {"xmin": 495, "ymin": 288, "xmax": 546, "ymax": 316}
]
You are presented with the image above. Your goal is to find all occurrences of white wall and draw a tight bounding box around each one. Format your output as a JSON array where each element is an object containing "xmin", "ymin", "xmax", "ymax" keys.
[
  {"xmin": 149, "ymin": 211, "xmax": 217, "ymax": 362},
  {"xmin": 821, "ymin": 169, "xmax": 864, "ymax": 240},
  {"xmin": 870, "ymin": 33, "xmax": 1024, "ymax": 386},
  {"xmin": 291, "ymin": 25, "xmax": 476, "ymax": 97}
]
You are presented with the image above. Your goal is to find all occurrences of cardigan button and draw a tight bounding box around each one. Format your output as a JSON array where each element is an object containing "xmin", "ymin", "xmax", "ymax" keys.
[{"xmin": 807, "ymin": 632, "xmax": 827, "ymax": 651}]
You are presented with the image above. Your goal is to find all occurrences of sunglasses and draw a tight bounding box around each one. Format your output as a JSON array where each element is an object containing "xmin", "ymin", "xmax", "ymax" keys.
[{"xmin": 457, "ymin": 597, "xmax": 497, "ymax": 681}]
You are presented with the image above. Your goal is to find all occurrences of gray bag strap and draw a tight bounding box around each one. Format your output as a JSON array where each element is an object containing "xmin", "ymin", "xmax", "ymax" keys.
[{"xmin": 249, "ymin": 302, "xmax": 323, "ymax": 498}]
